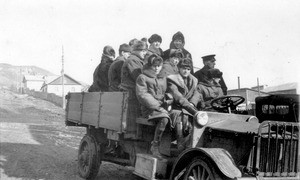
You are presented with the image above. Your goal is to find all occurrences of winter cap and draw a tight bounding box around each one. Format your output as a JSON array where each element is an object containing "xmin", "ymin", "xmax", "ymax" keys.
[
  {"xmin": 207, "ymin": 68, "xmax": 223, "ymax": 79},
  {"xmin": 202, "ymin": 54, "xmax": 216, "ymax": 62},
  {"xmin": 103, "ymin": 45, "xmax": 115, "ymax": 58},
  {"xmin": 169, "ymin": 49, "xmax": 184, "ymax": 58},
  {"xmin": 172, "ymin": 31, "xmax": 185, "ymax": 44},
  {"xmin": 148, "ymin": 34, "xmax": 162, "ymax": 44},
  {"xmin": 178, "ymin": 58, "xmax": 193, "ymax": 69},
  {"xmin": 147, "ymin": 54, "xmax": 163, "ymax": 66},
  {"xmin": 129, "ymin": 38, "xmax": 138, "ymax": 46},
  {"xmin": 119, "ymin": 43, "xmax": 131, "ymax": 54},
  {"xmin": 132, "ymin": 40, "xmax": 148, "ymax": 51}
]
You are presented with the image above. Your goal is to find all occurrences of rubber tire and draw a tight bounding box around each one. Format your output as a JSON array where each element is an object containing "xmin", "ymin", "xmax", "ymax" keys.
[
  {"xmin": 183, "ymin": 156, "xmax": 223, "ymax": 180},
  {"xmin": 78, "ymin": 135, "xmax": 101, "ymax": 180}
]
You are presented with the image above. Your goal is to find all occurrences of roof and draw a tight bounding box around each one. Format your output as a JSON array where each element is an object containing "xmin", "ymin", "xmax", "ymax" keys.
[
  {"xmin": 41, "ymin": 74, "xmax": 82, "ymax": 88},
  {"xmin": 23, "ymin": 75, "xmax": 44, "ymax": 82},
  {"xmin": 262, "ymin": 82, "xmax": 298, "ymax": 93},
  {"xmin": 228, "ymin": 88, "xmax": 269, "ymax": 95}
]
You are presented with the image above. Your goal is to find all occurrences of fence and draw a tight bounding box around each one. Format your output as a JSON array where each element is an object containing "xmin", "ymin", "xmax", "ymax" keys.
[{"xmin": 23, "ymin": 88, "xmax": 63, "ymax": 107}]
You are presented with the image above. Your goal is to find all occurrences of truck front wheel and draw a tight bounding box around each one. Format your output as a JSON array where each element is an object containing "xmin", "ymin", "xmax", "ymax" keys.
[
  {"xmin": 183, "ymin": 156, "xmax": 222, "ymax": 180},
  {"xmin": 78, "ymin": 135, "xmax": 101, "ymax": 180}
]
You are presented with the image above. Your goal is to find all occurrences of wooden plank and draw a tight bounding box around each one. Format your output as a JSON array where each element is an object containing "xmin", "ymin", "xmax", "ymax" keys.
[
  {"xmin": 82, "ymin": 92, "xmax": 100, "ymax": 127},
  {"xmin": 99, "ymin": 92, "xmax": 126, "ymax": 132},
  {"xmin": 66, "ymin": 93, "xmax": 82, "ymax": 122}
]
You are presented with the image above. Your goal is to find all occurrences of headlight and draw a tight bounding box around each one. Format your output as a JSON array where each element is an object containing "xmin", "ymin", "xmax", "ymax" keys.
[{"xmin": 194, "ymin": 111, "xmax": 208, "ymax": 126}]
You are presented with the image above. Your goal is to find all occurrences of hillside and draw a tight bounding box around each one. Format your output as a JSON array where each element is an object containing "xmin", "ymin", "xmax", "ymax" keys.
[{"xmin": 0, "ymin": 63, "xmax": 56, "ymax": 89}]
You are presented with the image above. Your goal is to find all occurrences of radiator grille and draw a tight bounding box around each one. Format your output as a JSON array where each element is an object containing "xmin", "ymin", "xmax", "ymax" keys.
[{"xmin": 255, "ymin": 121, "xmax": 299, "ymax": 177}]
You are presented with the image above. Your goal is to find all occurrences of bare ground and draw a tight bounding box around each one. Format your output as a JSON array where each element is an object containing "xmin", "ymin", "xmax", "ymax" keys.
[{"xmin": 0, "ymin": 89, "xmax": 137, "ymax": 180}]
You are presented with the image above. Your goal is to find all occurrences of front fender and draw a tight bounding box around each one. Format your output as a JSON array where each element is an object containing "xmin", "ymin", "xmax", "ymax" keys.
[{"xmin": 169, "ymin": 147, "xmax": 241, "ymax": 179}]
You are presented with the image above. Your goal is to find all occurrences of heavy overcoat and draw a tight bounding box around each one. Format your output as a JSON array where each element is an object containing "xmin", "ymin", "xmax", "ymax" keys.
[
  {"xmin": 118, "ymin": 51, "xmax": 145, "ymax": 138},
  {"xmin": 194, "ymin": 65, "xmax": 228, "ymax": 95},
  {"xmin": 108, "ymin": 56, "xmax": 125, "ymax": 91},
  {"xmin": 136, "ymin": 67, "xmax": 169, "ymax": 121},
  {"xmin": 167, "ymin": 73, "xmax": 201, "ymax": 131},
  {"xmin": 89, "ymin": 55, "xmax": 113, "ymax": 92},
  {"xmin": 158, "ymin": 59, "xmax": 178, "ymax": 78},
  {"xmin": 167, "ymin": 74, "xmax": 200, "ymax": 109},
  {"xmin": 119, "ymin": 52, "xmax": 145, "ymax": 91},
  {"xmin": 197, "ymin": 81, "xmax": 224, "ymax": 103}
]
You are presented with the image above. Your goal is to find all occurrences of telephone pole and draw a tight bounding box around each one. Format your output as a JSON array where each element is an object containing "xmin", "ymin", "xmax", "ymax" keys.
[{"xmin": 61, "ymin": 46, "xmax": 65, "ymax": 109}]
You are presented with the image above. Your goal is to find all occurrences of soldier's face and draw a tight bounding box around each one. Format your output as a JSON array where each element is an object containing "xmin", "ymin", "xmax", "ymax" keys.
[
  {"xmin": 205, "ymin": 60, "xmax": 215, "ymax": 69},
  {"xmin": 179, "ymin": 67, "xmax": 191, "ymax": 77},
  {"xmin": 139, "ymin": 50, "xmax": 148, "ymax": 59},
  {"xmin": 171, "ymin": 57, "xmax": 180, "ymax": 65},
  {"xmin": 152, "ymin": 42, "xmax": 161, "ymax": 48},
  {"xmin": 174, "ymin": 39, "xmax": 183, "ymax": 49},
  {"xmin": 122, "ymin": 52, "xmax": 131, "ymax": 60},
  {"xmin": 151, "ymin": 64, "xmax": 163, "ymax": 75}
]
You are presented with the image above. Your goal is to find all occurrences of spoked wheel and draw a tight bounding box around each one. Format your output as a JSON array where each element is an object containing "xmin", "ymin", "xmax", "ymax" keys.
[
  {"xmin": 183, "ymin": 156, "xmax": 221, "ymax": 180},
  {"xmin": 78, "ymin": 135, "xmax": 101, "ymax": 180}
]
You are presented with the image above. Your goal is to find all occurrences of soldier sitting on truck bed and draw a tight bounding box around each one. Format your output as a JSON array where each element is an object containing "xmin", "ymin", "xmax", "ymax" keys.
[
  {"xmin": 136, "ymin": 54, "xmax": 171, "ymax": 158},
  {"xmin": 119, "ymin": 40, "xmax": 148, "ymax": 138},
  {"xmin": 167, "ymin": 58, "xmax": 203, "ymax": 151}
]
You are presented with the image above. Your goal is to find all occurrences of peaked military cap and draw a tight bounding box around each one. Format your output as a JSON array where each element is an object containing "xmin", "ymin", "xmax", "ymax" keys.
[{"xmin": 202, "ymin": 54, "xmax": 216, "ymax": 61}]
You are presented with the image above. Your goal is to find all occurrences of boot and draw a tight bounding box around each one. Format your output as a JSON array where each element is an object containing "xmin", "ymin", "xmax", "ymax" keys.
[
  {"xmin": 150, "ymin": 125, "xmax": 165, "ymax": 158},
  {"xmin": 176, "ymin": 121, "xmax": 185, "ymax": 152}
]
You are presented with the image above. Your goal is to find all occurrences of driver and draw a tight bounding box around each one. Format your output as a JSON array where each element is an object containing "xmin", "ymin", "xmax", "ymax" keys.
[{"xmin": 197, "ymin": 68, "xmax": 224, "ymax": 108}]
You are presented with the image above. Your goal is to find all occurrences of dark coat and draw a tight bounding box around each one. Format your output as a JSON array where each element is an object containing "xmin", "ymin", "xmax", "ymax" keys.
[
  {"xmin": 163, "ymin": 42, "xmax": 193, "ymax": 73},
  {"xmin": 158, "ymin": 59, "xmax": 178, "ymax": 78},
  {"xmin": 119, "ymin": 52, "xmax": 145, "ymax": 91},
  {"xmin": 88, "ymin": 55, "xmax": 113, "ymax": 92},
  {"xmin": 197, "ymin": 81, "xmax": 224, "ymax": 104},
  {"xmin": 108, "ymin": 56, "xmax": 125, "ymax": 91},
  {"xmin": 194, "ymin": 65, "xmax": 228, "ymax": 95},
  {"xmin": 136, "ymin": 66, "xmax": 169, "ymax": 120},
  {"xmin": 167, "ymin": 73, "xmax": 201, "ymax": 112}
]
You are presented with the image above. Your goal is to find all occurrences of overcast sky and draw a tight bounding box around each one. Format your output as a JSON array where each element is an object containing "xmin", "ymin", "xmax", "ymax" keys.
[{"xmin": 1, "ymin": 0, "xmax": 299, "ymax": 90}]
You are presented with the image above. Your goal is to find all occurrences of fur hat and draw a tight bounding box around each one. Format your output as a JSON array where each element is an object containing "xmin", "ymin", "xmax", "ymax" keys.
[
  {"xmin": 202, "ymin": 54, "xmax": 216, "ymax": 62},
  {"xmin": 147, "ymin": 54, "xmax": 163, "ymax": 66},
  {"xmin": 103, "ymin": 45, "xmax": 115, "ymax": 58},
  {"xmin": 129, "ymin": 38, "xmax": 138, "ymax": 46},
  {"xmin": 169, "ymin": 49, "xmax": 184, "ymax": 58},
  {"xmin": 178, "ymin": 58, "xmax": 193, "ymax": 69},
  {"xmin": 207, "ymin": 68, "xmax": 223, "ymax": 79},
  {"xmin": 132, "ymin": 40, "xmax": 148, "ymax": 51},
  {"xmin": 119, "ymin": 43, "xmax": 131, "ymax": 54},
  {"xmin": 148, "ymin": 34, "xmax": 162, "ymax": 44},
  {"xmin": 172, "ymin": 31, "xmax": 185, "ymax": 44}
]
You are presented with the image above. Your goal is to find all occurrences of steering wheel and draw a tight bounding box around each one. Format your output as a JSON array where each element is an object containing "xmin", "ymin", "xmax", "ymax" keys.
[{"xmin": 210, "ymin": 95, "xmax": 245, "ymax": 113}]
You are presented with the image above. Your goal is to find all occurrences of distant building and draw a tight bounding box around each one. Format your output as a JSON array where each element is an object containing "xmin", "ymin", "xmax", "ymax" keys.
[
  {"xmin": 23, "ymin": 75, "xmax": 45, "ymax": 91},
  {"xmin": 262, "ymin": 82, "xmax": 299, "ymax": 94},
  {"xmin": 227, "ymin": 88, "xmax": 269, "ymax": 109},
  {"xmin": 41, "ymin": 74, "xmax": 82, "ymax": 96}
]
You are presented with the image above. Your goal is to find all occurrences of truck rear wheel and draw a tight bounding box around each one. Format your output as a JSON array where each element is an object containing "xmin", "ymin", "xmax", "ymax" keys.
[
  {"xmin": 183, "ymin": 156, "xmax": 222, "ymax": 180},
  {"xmin": 78, "ymin": 135, "xmax": 101, "ymax": 180}
]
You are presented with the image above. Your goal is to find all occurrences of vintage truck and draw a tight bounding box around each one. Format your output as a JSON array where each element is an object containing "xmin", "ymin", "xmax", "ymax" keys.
[{"xmin": 65, "ymin": 92, "xmax": 299, "ymax": 180}]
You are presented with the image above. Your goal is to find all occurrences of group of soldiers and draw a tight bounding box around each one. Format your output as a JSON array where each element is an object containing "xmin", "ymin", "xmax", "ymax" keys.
[{"xmin": 88, "ymin": 31, "xmax": 228, "ymax": 158}]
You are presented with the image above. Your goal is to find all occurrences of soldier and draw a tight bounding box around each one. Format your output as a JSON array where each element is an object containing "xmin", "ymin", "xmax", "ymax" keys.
[
  {"xmin": 136, "ymin": 54, "xmax": 170, "ymax": 158},
  {"xmin": 194, "ymin": 54, "xmax": 228, "ymax": 95},
  {"xmin": 158, "ymin": 49, "xmax": 183, "ymax": 78},
  {"xmin": 108, "ymin": 43, "xmax": 131, "ymax": 91},
  {"xmin": 88, "ymin": 46, "xmax": 115, "ymax": 92},
  {"xmin": 167, "ymin": 58, "xmax": 202, "ymax": 151},
  {"xmin": 119, "ymin": 40, "xmax": 148, "ymax": 138},
  {"xmin": 148, "ymin": 34, "xmax": 164, "ymax": 57},
  {"xmin": 163, "ymin": 31, "xmax": 194, "ymax": 73},
  {"xmin": 197, "ymin": 68, "xmax": 224, "ymax": 108}
]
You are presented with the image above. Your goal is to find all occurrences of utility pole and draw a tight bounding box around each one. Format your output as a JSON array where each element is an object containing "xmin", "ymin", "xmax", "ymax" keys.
[
  {"xmin": 61, "ymin": 46, "xmax": 65, "ymax": 109},
  {"xmin": 257, "ymin": 77, "xmax": 260, "ymax": 96},
  {"xmin": 238, "ymin": 76, "xmax": 240, "ymax": 89}
]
